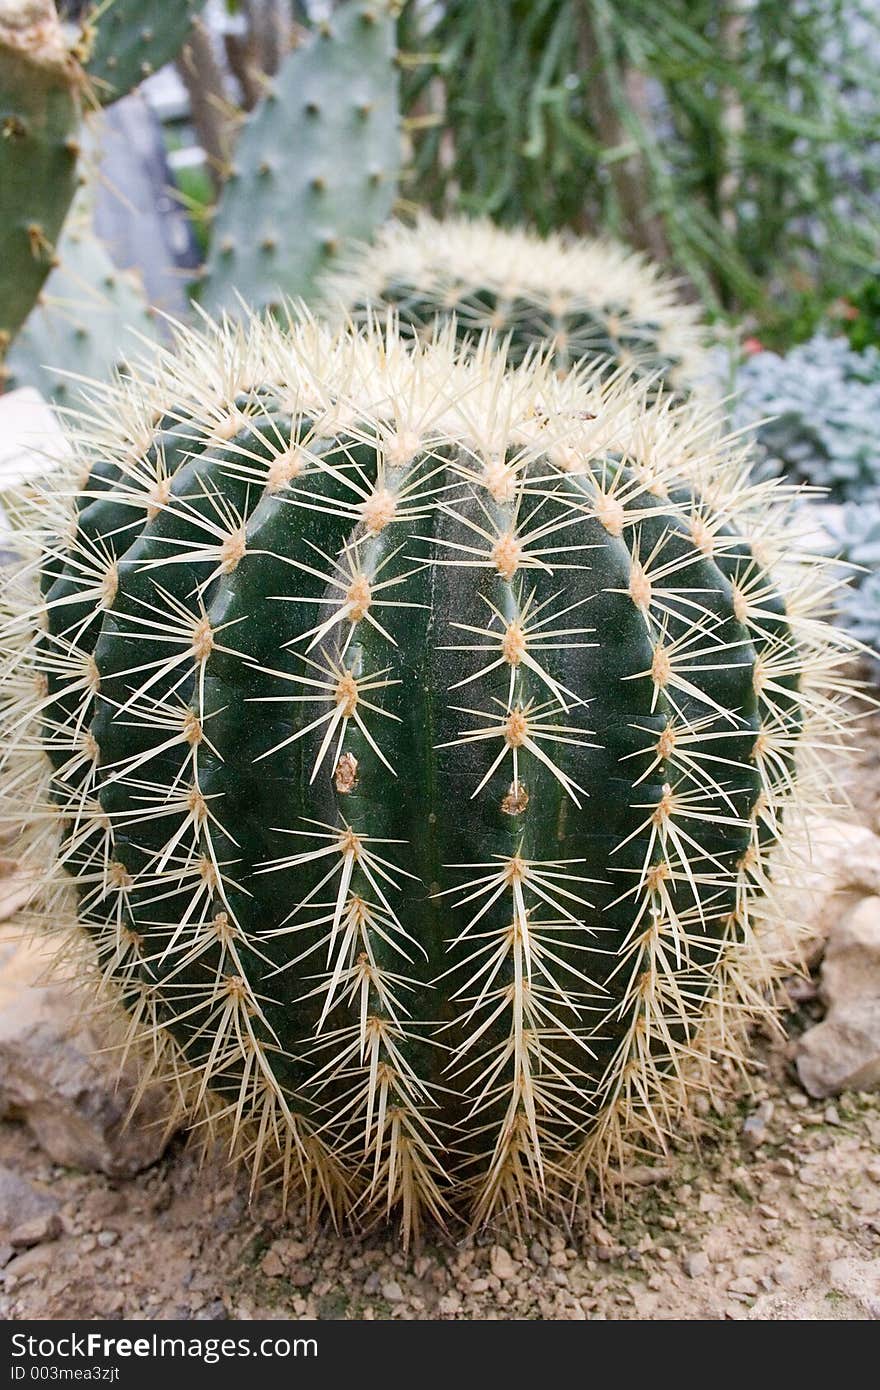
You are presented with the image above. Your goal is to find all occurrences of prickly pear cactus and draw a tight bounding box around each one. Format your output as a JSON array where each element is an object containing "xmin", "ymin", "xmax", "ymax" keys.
[
  {"xmin": 326, "ymin": 214, "xmax": 706, "ymax": 392},
  {"xmin": 200, "ymin": 0, "xmax": 400, "ymax": 318},
  {"xmin": 0, "ymin": 0, "xmax": 82, "ymax": 357},
  {"xmin": 1, "ymin": 313, "xmax": 853, "ymax": 1242},
  {"xmin": 4, "ymin": 199, "xmax": 156, "ymax": 401},
  {"xmin": 76, "ymin": 0, "xmax": 208, "ymax": 105}
]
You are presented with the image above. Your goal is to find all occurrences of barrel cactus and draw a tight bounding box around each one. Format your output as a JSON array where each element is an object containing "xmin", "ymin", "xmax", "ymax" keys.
[
  {"xmin": 324, "ymin": 214, "xmax": 707, "ymax": 392},
  {"xmin": 1, "ymin": 312, "xmax": 853, "ymax": 1243}
]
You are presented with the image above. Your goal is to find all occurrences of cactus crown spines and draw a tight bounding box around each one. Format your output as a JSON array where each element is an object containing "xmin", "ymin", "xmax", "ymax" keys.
[
  {"xmin": 1, "ymin": 312, "xmax": 857, "ymax": 1244},
  {"xmin": 324, "ymin": 214, "xmax": 707, "ymax": 392}
]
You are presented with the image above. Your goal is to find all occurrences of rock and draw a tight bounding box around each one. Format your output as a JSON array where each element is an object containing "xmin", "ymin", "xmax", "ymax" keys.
[
  {"xmin": 2, "ymin": 1244, "xmax": 53, "ymax": 1283},
  {"xmin": 827, "ymin": 1257, "xmax": 880, "ymax": 1318},
  {"xmin": 529, "ymin": 1240, "xmax": 549, "ymax": 1268},
  {"xmin": 0, "ymin": 926, "xmax": 178, "ymax": 1175},
  {"xmin": 437, "ymin": 1293, "xmax": 461, "ymax": 1316},
  {"xmin": 260, "ymin": 1248, "xmax": 284, "ymax": 1278},
  {"xmin": 728, "ymin": 1276, "xmax": 759, "ymax": 1296},
  {"xmin": 796, "ymin": 897, "xmax": 880, "ymax": 1097},
  {"xmin": 381, "ymin": 1280, "xmax": 404, "ymax": 1303},
  {"xmin": 0, "ymin": 1166, "xmax": 58, "ymax": 1239},
  {"xmin": 684, "ymin": 1251, "xmax": 710, "ymax": 1279},
  {"xmin": 821, "ymin": 897, "xmax": 880, "ymax": 1003},
  {"xmin": 9, "ymin": 1212, "xmax": 62, "ymax": 1249},
  {"xmin": 776, "ymin": 820, "xmax": 880, "ymax": 965},
  {"xmin": 742, "ymin": 1100, "xmax": 774, "ymax": 1146},
  {"xmin": 798, "ymin": 999, "xmax": 880, "ymax": 1098},
  {"xmin": 489, "ymin": 1245, "xmax": 518, "ymax": 1281}
]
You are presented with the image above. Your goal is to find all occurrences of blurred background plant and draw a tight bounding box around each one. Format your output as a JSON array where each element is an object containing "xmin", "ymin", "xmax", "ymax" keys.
[
  {"xmin": 2, "ymin": 0, "xmax": 880, "ymax": 665},
  {"xmin": 399, "ymin": 0, "xmax": 880, "ymax": 342}
]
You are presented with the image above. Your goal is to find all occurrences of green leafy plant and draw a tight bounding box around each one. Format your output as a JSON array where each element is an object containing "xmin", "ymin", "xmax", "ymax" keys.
[
  {"xmin": 1, "ymin": 311, "xmax": 854, "ymax": 1241},
  {"xmin": 398, "ymin": 0, "xmax": 880, "ymax": 334},
  {"xmin": 842, "ymin": 273, "xmax": 880, "ymax": 354}
]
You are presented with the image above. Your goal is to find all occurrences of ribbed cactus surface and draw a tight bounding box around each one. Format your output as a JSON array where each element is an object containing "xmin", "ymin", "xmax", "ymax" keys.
[
  {"xmin": 2, "ymin": 315, "xmax": 851, "ymax": 1241},
  {"xmin": 326, "ymin": 214, "xmax": 707, "ymax": 392}
]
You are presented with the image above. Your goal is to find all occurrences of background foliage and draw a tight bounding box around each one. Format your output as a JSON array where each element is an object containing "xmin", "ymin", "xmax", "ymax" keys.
[{"xmin": 399, "ymin": 0, "xmax": 880, "ymax": 338}]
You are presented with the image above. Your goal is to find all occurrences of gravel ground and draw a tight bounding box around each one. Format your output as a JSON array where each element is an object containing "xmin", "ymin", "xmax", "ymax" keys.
[
  {"xmin": 1, "ymin": 707, "xmax": 879, "ymax": 1322},
  {"xmin": 1, "ymin": 1026, "xmax": 879, "ymax": 1321}
]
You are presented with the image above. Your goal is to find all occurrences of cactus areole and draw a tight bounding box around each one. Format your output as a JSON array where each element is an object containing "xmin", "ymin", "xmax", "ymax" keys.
[{"xmin": 2, "ymin": 315, "xmax": 852, "ymax": 1242}]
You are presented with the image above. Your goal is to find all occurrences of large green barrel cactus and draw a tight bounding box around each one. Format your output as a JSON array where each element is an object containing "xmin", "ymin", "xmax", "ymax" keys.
[
  {"xmin": 1, "ymin": 313, "xmax": 853, "ymax": 1242},
  {"xmin": 325, "ymin": 214, "xmax": 706, "ymax": 392}
]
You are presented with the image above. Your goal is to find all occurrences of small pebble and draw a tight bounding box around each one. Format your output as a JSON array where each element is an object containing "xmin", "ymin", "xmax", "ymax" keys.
[
  {"xmin": 9, "ymin": 1214, "xmax": 62, "ymax": 1249},
  {"xmin": 489, "ymin": 1245, "xmax": 518, "ymax": 1281},
  {"xmin": 529, "ymin": 1240, "xmax": 549, "ymax": 1267}
]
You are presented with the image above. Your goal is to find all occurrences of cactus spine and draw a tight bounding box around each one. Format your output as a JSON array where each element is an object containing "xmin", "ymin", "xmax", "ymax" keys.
[
  {"xmin": 326, "ymin": 214, "xmax": 706, "ymax": 391},
  {"xmin": 1, "ymin": 313, "xmax": 854, "ymax": 1243},
  {"xmin": 0, "ymin": 0, "xmax": 82, "ymax": 358}
]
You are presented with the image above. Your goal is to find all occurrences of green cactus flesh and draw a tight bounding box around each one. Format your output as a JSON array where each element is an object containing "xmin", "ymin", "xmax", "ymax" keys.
[
  {"xmin": 5, "ymin": 200, "xmax": 157, "ymax": 401},
  {"xmin": 4, "ymin": 316, "xmax": 851, "ymax": 1241},
  {"xmin": 326, "ymin": 215, "xmax": 706, "ymax": 394},
  {"xmin": 0, "ymin": 2, "xmax": 81, "ymax": 355},
  {"xmin": 200, "ymin": 1, "xmax": 399, "ymax": 319},
  {"xmin": 78, "ymin": 0, "xmax": 208, "ymax": 105}
]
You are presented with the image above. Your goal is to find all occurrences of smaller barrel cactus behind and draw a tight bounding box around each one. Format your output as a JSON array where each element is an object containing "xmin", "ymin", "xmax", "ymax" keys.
[
  {"xmin": 324, "ymin": 213, "xmax": 707, "ymax": 392},
  {"xmin": 0, "ymin": 312, "xmax": 857, "ymax": 1244}
]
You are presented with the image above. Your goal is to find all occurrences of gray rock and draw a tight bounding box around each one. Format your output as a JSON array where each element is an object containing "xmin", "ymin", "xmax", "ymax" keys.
[
  {"xmin": 797, "ymin": 1001, "xmax": 880, "ymax": 1097},
  {"xmin": 0, "ymin": 927, "xmax": 178, "ymax": 1175},
  {"xmin": 0, "ymin": 1165, "xmax": 58, "ymax": 1239},
  {"xmin": 742, "ymin": 1100, "xmax": 774, "ymax": 1146},
  {"xmin": 820, "ymin": 896, "xmax": 880, "ymax": 1002},
  {"xmin": 9, "ymin": 1212, "xmax": 62, "ymax": 1249},
  {"xmin": 684, "ymin": 1251, "xmax": 710, "ymax": 1279},
  {"xmin": 796, "ymin": 897, "xmax": 880, "ymax": 1097}
]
